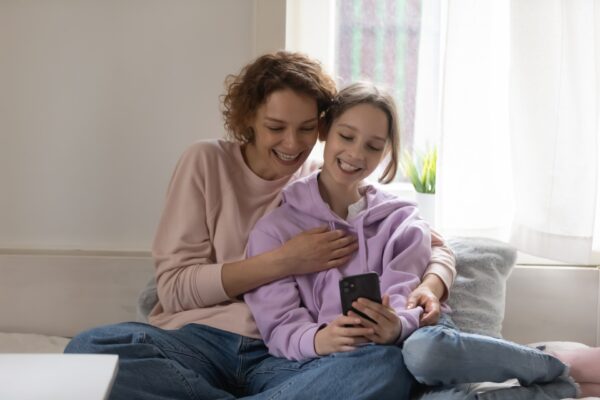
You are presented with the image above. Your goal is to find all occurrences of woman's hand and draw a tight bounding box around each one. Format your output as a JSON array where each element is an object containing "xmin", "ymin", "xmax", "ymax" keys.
[
  {"xmin": 406, "ymin": 278, "xmax": 442, "ymax": 326},
  {"xmin": 348, "ymin": 295, "xmax": 402, "ymax": 345},
  {"xmin": 278, "ymin": 226, "xmax": 358, "ymax": 275},
  {"xmin": 314, "ymin": 315, "xmax": 372, "ymax": 356}
]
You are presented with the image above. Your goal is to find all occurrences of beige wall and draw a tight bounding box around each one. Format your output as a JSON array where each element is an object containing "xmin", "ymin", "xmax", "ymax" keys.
[{"xmin": 0, "ymin": 0, "xmax": 285, "ymax": 252}]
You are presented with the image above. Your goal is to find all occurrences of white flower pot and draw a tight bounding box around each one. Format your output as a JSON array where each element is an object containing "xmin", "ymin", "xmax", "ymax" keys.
[{"xmin": 415, "ymin": 192, "xmax": 436, "ymax": 227}]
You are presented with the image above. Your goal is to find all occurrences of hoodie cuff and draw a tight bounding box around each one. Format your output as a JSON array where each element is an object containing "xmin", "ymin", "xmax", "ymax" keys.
[
  {"xmin": 192, "ymin": 263, "xmax": 229, "ymax": 305},
  {"xmin": 298, "ymin": 325, "xmax": 321, "ymax": 359},
  {"xmin": 396, "ymin": 308, "xmax": 422, "ymax": 344}
]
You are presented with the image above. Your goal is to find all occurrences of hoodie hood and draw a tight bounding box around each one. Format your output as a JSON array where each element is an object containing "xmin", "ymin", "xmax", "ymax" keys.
[
  {"xmin": 281, "ymin": 171, "xmax": 418, "ymax": 227},
  {"xmin": 281, "ymin": 171, "xmax": 423, "ymax": 276}
]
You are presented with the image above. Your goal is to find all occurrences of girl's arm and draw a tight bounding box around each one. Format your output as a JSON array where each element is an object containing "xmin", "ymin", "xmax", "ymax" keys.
[
  {"xmin": 373, "ymin": 211, "xmax": 433, "ymax": 343},
  {"xmin": 243, "ymin": 225, "xmax": 321, "ymax": 361}
]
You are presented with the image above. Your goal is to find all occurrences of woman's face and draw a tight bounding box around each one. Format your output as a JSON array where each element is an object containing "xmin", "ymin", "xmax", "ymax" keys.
[
  {"xmin": 246, "ymin": 88, "xmax": 319, "ymax": 180},
  {"xmin": 321, "ymin": 103, "xmax": 389, "ymax": 188}
]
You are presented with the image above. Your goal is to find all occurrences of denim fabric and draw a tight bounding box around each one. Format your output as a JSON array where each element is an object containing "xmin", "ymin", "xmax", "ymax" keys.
[
  {"xmin": 247, "ymin": 344, "xmax": 414, "ymax": 400},
  {"xmin": 403, "ymin": 315, "xmax": 578, "ymax": 400},
  {"xmin": 66, "ymin": 322, "xmax": 415, "ymax": 400},
  {"xmin": 66, "ymin": 322, "xmax": 267, "ymax": 400}
]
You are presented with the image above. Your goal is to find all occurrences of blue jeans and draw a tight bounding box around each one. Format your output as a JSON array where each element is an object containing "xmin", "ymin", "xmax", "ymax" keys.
[
  {"xmin": 66, "ymin": 322, "xmax": 413, "ymax": 400},
  {"xmin": 402, "ymin": 315, "xmax": 578, "ymax": 400}
]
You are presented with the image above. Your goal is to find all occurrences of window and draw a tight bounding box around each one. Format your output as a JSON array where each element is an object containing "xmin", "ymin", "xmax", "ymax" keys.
[{"xmin": 287, "ymin": 0, "xmax": 442, "ymax": 182}]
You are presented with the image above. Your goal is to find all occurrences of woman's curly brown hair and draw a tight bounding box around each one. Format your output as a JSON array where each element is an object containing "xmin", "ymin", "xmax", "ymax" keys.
[{"xmin": 221, "ymin": 51, "xmax": 337, "ymax": 143}]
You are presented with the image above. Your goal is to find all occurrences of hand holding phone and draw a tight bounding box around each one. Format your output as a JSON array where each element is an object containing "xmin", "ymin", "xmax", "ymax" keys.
[{"xmin": 339, "ymin": 272, "xmax": 382, "ymax": 324}]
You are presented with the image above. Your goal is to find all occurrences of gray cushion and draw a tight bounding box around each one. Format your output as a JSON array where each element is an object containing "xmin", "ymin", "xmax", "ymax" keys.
[
  {"xmin": 446, "ymin": 237, "xmax": 517, "ymax": 338},
  {"xmin": 136, "ymin": 276, "xmax": 157, "ymax": 322}
]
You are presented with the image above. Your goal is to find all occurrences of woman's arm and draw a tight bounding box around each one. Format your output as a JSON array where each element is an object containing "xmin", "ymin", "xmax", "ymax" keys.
[
  {"xmin": 222, "ymin": 227, "xmax": 357, "ymax": 298},
  {"xmin": 153, "ymin": 145, "xmax": 357, "ymax": 312},
  {"xmin": 406, "ymin": 228, "xmax": 456, "ymax": 325}
]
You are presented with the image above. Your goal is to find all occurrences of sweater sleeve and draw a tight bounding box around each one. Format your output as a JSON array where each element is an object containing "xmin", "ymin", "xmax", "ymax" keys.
[
  {"xmin": 152, "ymin": 145, "xmax": 229, "ymax": 313},
  {"xmin": 379, "ymin": 209, "xmax": 433, "ymax": 343},
  {"xmin": 423, "ymin": 228, "xmax": 457, "ymax": 301},
  {"xmin": 244, "ymin": 224, "xmax": 321, "ymax": 361}
]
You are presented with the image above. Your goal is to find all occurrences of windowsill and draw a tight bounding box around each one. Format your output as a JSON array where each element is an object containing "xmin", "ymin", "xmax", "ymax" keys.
[{"xmin": 376, "ymin": 181, "xmax": 417, "ymax": 201}]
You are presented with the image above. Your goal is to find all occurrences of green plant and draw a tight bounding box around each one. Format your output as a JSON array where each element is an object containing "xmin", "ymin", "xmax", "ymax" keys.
[{"xmin": 400, "ymin": 146, "xmax": 437, "ymax": 194}]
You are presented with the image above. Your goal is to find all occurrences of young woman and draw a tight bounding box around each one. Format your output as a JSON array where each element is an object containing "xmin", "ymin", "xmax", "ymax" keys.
[
  {"xmin": 65, "ymin": 52, "xmax": 456, "ymax": 400},
  {"xmin": 244, "ymin": 82, "xmax": 593, "ymax": 400}
]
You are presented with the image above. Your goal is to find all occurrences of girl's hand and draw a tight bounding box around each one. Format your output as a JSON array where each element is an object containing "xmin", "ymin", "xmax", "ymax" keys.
[
  {"xmin": 348, "ymin": 295, "xmax": 402, "ymax": 345},
  {"xmin": 314, "ymin": 315, "xmax": 373, "ymax": 356},
  {"xmin": 278, "ymin": 227, "xmax": 358, "ymax": 275},
  {"xmin": 406, "ymin": 286, "xmax": 441, "ymax": 326}
]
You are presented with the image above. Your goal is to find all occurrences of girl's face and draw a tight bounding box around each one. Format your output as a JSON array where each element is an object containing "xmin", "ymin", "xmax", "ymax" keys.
[
  {"xmin": 322, "ymin": 103, "xmax": 389, "ymax": 187},
  {"xmin": 246, "ymin": 88, "xmax": 319, "ymax": 180}
]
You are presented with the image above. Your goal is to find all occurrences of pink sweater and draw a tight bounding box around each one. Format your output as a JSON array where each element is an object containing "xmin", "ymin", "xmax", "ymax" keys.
[{"xmin": 149, "ymin": 140, "xmax": 456, "ymax": 338}]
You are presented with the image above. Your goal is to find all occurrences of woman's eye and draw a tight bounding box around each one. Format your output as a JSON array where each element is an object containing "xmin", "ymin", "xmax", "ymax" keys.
[
  {"xmin": 368, "ymin": 145, "xmax": 384, "ymax": 152},
  {"xmin": 339, "ymin": 134, "xmax": 352, "ymax": 141},
  {"xmin": 267, "ymin": 126, "xmax": 284, "ymax": 132},
  {"xmin": 300, "ymin": 126, "xmax": 317, "ymax": 132}
]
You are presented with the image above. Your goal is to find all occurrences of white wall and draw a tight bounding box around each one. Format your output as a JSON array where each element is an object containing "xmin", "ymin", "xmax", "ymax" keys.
[
  {"xmin": 0, "ymin": 0, "xmax": 286, "ymax": 253},
  {"xmin": 503, "ymin": 266, "xmax": 600, "ymax": 346}
]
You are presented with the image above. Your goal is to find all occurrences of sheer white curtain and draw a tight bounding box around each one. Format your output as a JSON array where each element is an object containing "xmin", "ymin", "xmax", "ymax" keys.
[
  {"xmin": 436, "ymin": 0, "xmax": 513, "ymax": 238},
  {"xmin": 509, "ymin": 0, "xmax": 600, "ymax": 264},
  {"xmin": 437, "ymin": 0, "xmax": 600, "ymax": 264}
]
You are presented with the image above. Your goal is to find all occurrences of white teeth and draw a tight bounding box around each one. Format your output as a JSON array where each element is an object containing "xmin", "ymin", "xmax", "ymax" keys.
[
  {"xmin": 338, "ymin": 159, "xmax": 361, "ymax": 172},
  {"xmin": 274, "ymin": 150, "xmax": 300, "ymax": 161}
]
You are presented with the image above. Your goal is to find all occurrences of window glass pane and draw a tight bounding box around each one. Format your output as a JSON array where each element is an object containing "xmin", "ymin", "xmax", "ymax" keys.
[{"xmin": 334, "ymin": 0, "xmax": 430, "ymax": 181}]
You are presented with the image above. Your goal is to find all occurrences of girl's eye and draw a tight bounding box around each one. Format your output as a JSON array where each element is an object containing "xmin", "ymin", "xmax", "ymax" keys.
[
  {"xmin": 339, "ymin": 133, "xmax": 352, "ymax": 141},
  {"xmin": 300, "ymin": 126, "xmax": 317, "ymax": 133},
  {"xmin": 267, "ymin": 126, "xmax": 284, "ymax": 132},
  {"xmin": 368, "ymin": 145, "xmax": 384, "ymax": 152}
]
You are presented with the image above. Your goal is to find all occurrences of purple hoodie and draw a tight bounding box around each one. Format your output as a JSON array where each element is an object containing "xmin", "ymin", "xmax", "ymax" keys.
[{"xmin": 244, "ymin": 172, "xmax": 432, "ymax": 361}]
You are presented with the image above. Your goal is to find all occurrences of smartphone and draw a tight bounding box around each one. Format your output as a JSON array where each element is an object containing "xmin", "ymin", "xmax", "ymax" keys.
[{"xmin": 339, "ymin": 272, "xmax": 382, "ymax": 324}]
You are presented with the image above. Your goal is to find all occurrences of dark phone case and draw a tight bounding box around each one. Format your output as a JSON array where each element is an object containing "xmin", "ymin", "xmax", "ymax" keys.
[{"xmin": 339, "ymin": 272, "xmax": 382, "ymax": 323}]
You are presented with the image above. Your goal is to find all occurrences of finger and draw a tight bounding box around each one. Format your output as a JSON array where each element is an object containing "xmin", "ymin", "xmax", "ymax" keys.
[
  {"xmin": 340, "ymin": 335, "xmax": 371, "ymax": 346},
  {"xmin": 351, "ymin": 302, "xmax": 385, "ymax": 325},
  {"xmin": 338, "ymin": 325, "xmax": 375, "ymax": 338},
  {"xmin": 420, "ymin": 306, "xmax": 441, "ymax": 326},
  {"xmin": 330, "ymin": 243, "xmax": 359, "ymax": 259},
  {"xmin": 304, "ymin": 226, "xmax": 330, "ymax": 234},
  {"xmin": 363, "ymin": 332, "xmax": 382, "ymax": 344},
  {"xmin": 325, "ymin": 255, "xmax": 352, "ymax": 268},
  {"xmin": 382, "ymin": 294, "xmax": 391, "ymax": 308},
  {"xmin": 337, "ymin": 345, "xmax": 357, "ymax": 353},
  {"xmin": 356, "ymin": 298, "xmax": 396, "ymax": 323},
  {"xmin": 333, "ymin": 315, "xmax": 362, "ymax": 327},
  {"xmin": 421, "ymin": 296, "xmax": 440, "ymax": 314},
  {"xmin": 406, "ymin": 292, "xmax": 423, "ymax": 309},
  {"xmin": 320, "ymin": 229, "xmax": 347, "ymax": 241},
  {"xmin": 330, "ymin": 235, "xmax": 358, "ymax": 249},
  {"xmin": 347, "ymin": 310, "xmax": 377, "ymax": 328}
]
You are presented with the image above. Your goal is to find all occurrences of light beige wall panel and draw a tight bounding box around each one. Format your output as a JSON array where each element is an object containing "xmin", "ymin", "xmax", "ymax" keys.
[
  {"xmin": 0, "ymin": 254, "xmax": 153, "ymax": 337},
  {"xmin": 0, "ymin": 1, "xmax": 254, "ymax": 252},
  {"xmin": 502, "ymin": 266, "xmax": 599, "ymax": 346}
]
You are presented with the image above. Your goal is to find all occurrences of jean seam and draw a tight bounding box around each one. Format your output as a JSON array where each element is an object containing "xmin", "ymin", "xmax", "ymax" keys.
[{"xmin": 162, "ymin": 357, "xmax": 200, "ymax": 400}]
